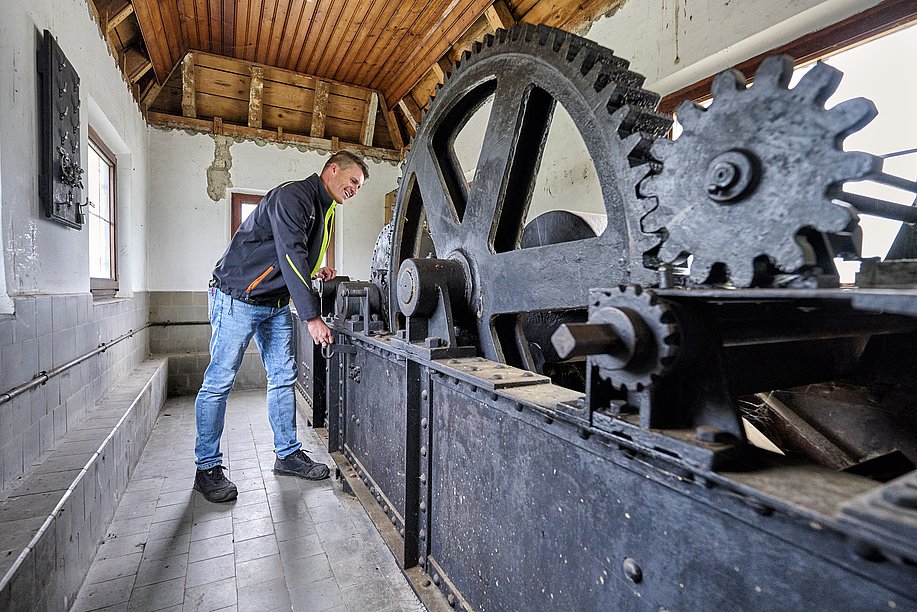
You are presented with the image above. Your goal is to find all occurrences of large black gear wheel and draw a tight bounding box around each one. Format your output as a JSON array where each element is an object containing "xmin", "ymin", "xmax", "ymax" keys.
[
  {"xmin": 642, "ymin": 56, "xmax": 882, "ymax": 286},
  {"xmin": 388, "ymin": 24, "xmax": 671, "ymax": 367}
]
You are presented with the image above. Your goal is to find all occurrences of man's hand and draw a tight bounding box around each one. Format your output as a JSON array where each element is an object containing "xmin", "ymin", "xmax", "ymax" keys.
[
  {"xmin": 314, "ymin": 267, "xmax": 336, "ymax": 281},
  {"xmin": 307, "ymin": 316, "xmax": 333, "ymax": 348}
]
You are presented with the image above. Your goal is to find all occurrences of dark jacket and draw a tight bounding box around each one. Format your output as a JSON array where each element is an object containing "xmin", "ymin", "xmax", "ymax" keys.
[{"xmin": 211, "ymin": 174, "xmax": 335, "ymax": 320}]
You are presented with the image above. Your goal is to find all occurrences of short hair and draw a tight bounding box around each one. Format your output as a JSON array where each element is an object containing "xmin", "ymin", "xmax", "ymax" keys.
[{"xmin": 324, "ymin": 150, "xmax": 369, "ymax": 180}]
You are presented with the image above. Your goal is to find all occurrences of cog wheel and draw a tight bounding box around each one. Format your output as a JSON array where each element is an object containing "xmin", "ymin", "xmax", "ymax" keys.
[
  {"xmin": 590, "ymin": 285, "xmax": 679, "ymax": 392},
  {"xmin": 642, "ymin": 55, "xmax": 881, "ymax": 286},
  {"xmin": 388, "ymin": 24, "xmax": 671, "ymax": 367}
]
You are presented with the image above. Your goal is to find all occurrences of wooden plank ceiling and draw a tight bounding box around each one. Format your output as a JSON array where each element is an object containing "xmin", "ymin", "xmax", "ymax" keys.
[{"xmin": 89, "ymin": 0, "xmax": 623, "ymax": 161}]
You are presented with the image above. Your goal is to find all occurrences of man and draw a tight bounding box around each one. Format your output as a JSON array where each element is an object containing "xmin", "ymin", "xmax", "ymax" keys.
[{"xmin": 193, "ymin": 150, "xmax": 369, "ymax": 503}]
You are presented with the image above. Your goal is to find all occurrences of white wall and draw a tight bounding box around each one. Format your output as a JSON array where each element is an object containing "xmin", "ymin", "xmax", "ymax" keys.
[
  {"xmin": 0, "ymin": 0, "xmax": 149, "ymax": 298},
  {"xmin": 147, "ymin": 129, "xmax": 400, "ymax": 290},
  {"xmin": 585, "ymin": 0, "xmax": 884, "ymax": 95}
]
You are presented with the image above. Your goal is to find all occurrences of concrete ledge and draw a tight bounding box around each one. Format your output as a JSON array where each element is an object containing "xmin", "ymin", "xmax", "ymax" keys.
[{"xmin": 0, "ymin": 358, "xmax": 167, "ymax": 612}]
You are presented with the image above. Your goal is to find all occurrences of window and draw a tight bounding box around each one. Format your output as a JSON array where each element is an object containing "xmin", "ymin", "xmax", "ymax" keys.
[
  {"xmin": 231, "ymin": 192, "xmax": 262, "ymax": 236},
  {"xmin": 87, "ymin": 126, "xmax": 117, "ymax": 297}
]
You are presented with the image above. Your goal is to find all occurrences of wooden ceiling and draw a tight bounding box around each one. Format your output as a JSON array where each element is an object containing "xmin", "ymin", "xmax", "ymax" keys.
[{"xmin": 89, "ymin": 0, "xmax": 622, "ymax": 160}]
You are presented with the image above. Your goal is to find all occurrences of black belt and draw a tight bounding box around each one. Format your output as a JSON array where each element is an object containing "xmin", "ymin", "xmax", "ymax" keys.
[{"xmin": 210, "ymin": 279, "xmax": 289, "ymax": 308}]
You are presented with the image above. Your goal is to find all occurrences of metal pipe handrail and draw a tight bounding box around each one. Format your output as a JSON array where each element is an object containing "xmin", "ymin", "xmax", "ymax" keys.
[{"xmin": 0, "ymin": 319, "xmax": 210, "ymax": 407}]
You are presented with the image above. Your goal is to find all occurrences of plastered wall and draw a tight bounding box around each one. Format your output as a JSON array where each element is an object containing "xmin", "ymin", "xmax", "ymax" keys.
[
  {"xmin": 147, "ymin": 129, "xmax": 401, "ymax": 291},
  {"xmin": 0, "ymin": 0, "xmax": 150, "ymax": 300}
]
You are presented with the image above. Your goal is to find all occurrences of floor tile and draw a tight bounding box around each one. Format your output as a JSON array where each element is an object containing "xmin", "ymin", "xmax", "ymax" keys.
[
  {"xmin": 237, "ymin": 576, "xmax": 291, "ymax": 612},
  {"xmin": 185, "ymin": 552, "xmax": 235, "ymax": 589},
  {"xmin": 233, "ymin": 533, "xmax": 279, "ymax": 563},
  {"xmin": 183, "ymin": 575, "xmax": 238, "ymax": 612},
  {"xmin": 235, "ymin": 553, "xmax": 283, "ymax": 588},
  {"xmin": 135, "ymin": 553, "xmax": 188, "ymax": 587}
]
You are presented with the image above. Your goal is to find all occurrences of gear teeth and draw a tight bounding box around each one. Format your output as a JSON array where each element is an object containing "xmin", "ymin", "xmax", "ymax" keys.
[
  {"xmin": 753, "ymin": 55, "xmax": 794, "ymax": 90},
  {"xmin": 710, "ymin": 69, "xmax": 745, "ymax": 99},
  {"xmin": 674, "ymin": 100, "xmax": 704, "ymax": 131},
  {"xmin": 649, "ymin": 138, "xmax": 676, "ymax": 162},
  {"xmin": 461, "ymin": 49, "xmax": 472, "ymax": 62},
  {"xmin": 550, "ymin": 29, "xmax": 569, "ymax": 52},
  {"xmin": 794, "ymin": 61, "xmax": 842, "ymax": 105},
  {"xmin": 622, "ymin": 132, "xmax": 644, "ymax": 157},
  {"xmin": 536, "ymin": 25, "xmax": 552, "ymax": 46},
  {"xmin": 483, "ymin": 33, "xmax": 495, "ymax": 47},
  {"xmin": 826, "ymin": 97, "xmax": 878, "ymax": 139},
  {"xmin": 607, "ymin": 105, "xmax": 628, "ymax": 132},
  {"xmin": 832, "ymin": 150, "xmax": 882, "ymax": 183}
]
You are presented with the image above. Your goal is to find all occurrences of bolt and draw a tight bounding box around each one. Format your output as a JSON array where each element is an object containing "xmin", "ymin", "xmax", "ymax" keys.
[
  {"xmin": 421, "ymin": 390, "xmax": 429, "ymax": 400},
  {"xmin": 447, "ymin": 593, "xmax": 456, "ymax": 607},
  {"xmin": 622, "ymin": 557, "xmax": 643, "ymax": 583},
  {"xmin": 420, "ymin": 529, "xmax": 427, "ymax": 539},
  {"xmin": 420, "ymin": 501, "xmax": 427, "ymax": 512},
  {"xmin": 419, "ymin": 556, "xmax": 426, "ymax": 567},
  {"xmin": 421, "ymin": 418, "xmax": 428, "ymax": 429},
  {"xmin": 399, "ymin": 527, "xmax": 406, "ymax": 537},
  {"xmin": 433, "ymin": 573, "xmax": 441, "ymax": 585},
  {"xmin": 707, "ymin": 161, "xmax": 738, "ymax": 196},
  {"xmin": 421, "ymin": 445, "xmax": 427, "ymax": 456},
  {"xmin": 420, "ymin": 473, "xmax": 427, "ymax": 485}
]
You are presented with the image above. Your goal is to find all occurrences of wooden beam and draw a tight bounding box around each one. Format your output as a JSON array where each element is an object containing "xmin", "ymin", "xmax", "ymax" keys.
[
  {"xmin": 484, "ymin": 0, "xmax": 515, "ymax": 31},
  {"xmin": 146, "ymin": 111, "xmax": 403, "ymax": 162},
  {"xmin": 141, "ymin": 80, "xmax": 163, "ymax": 108},
  {"xmin": 129, "ymin": 59, "xmax": 153, "ymax": 83},
  {"xmin": 360, "ymin": 92, "xmax": 379, "ymax": 147},
  {"xmin": 310, "ymin": 80, "xmax": 330, "ymax": 138},
  {"xmin": 181, "ymin": 53, "xmax": 196, "ymax": 119},
  {"xmin": 378, "ymin": 94, "xmax": 404, "ymax": 152},
  {"xmin": 398, "ymin": 99, "xmax": 419, "ymax": 132},
  {"xmin": 108, "ymin": 2, "xmax": 135, "ymax": 31},
  {"xmin": 248, "ymin": 65, "xmax": 264, "ymax": 129},
  {"xmin": 430, "ymin": 62, "xmax": 445, "ymax": 83}
]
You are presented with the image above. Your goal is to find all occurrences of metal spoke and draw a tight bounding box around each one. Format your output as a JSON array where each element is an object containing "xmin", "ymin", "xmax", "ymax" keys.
[{"xmin": 463, "ymin": 76, "xmax": 555, "ymax": 251}]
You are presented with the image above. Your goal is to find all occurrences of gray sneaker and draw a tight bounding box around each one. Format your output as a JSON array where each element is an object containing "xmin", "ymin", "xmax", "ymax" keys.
[
  {"xmin": 274, "ymin": 449, "xmax": 330, "ymax": 480},
  {"xmin": 194, "ymin": 465, "xmax": 238, "ymax": 503}
]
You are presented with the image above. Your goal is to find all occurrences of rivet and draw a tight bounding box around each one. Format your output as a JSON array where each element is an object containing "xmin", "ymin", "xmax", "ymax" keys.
[
  {"xmin": 420, "ymin": 529, "xmax": 427, "ymax": 539},
  {"xmin": 623, "ymin": 557, "xmax": 643, "ymax": 583},
  {"xmin": 399, "ymin": 527, "xmax": 406, "ymax": 537},
  {"xmin": 421, "ymin": 445, "xmax": 427, "ymax": 456},
  {"xmin": 433, "ymin": 573, "xmax": 441, "ymax": 585},
  {"xmin": 420, "ymin": 473, "xmax": 427, "ymax": 485},
  {"xmin": 421, "ymin": 418, "xmax": 428, "ymax": 428},
  {"xmin": 421, "ymin": 390, "xmax": 429, "ymax": 400},
  {"xmin": 447, "ymin": 593, "xmax": 456, "ymax": 606},
  {"xmin": 419, "ymin": 556, "xmax": 426, "ymax": 567},
  {"xmin": 420, "ymin": 501, "xmax": 427, "ymax": 512}
]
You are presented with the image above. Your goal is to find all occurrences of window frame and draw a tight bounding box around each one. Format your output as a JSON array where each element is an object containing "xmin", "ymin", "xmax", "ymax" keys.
[
  {"xmin": 657, "ymin": 0, "xmax": 917, "ymax": 115},
  {"xmin": 230, "ymin": 192, "xmax": 263, "ymax": 237},
  {"xmin": 87, "ymin": 125, "xmax": 118, "ymax": 298}
]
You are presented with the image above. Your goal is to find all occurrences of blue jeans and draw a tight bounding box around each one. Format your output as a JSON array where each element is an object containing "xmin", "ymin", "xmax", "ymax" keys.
[{"xmin": 195, "ymin": 288, "xmax": 301, "ymax": 469}]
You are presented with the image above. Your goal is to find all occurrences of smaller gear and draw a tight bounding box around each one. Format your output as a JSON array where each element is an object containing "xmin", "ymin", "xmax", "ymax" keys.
[
  {"xmin": 642, "ymin": 55, "xmax": 881, "ymax": 286},
  {"xmin": 588, "ymin": 285, "xmax": 679, "ymax": 392}
]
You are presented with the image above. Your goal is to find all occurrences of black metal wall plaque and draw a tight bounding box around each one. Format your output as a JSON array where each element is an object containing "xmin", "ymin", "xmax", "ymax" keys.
[{"xmin": 38, "ymin": 30, "xmax": 83, "ymax": 229}]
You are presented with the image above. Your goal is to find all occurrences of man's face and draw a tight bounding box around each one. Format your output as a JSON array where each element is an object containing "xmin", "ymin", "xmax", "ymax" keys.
[{"xmin": 323, "ymin": 163, "xmax": 365, "ymax": 203}]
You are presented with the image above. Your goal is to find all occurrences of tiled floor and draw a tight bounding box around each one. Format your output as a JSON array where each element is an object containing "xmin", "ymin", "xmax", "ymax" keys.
[{"xmin": 71, "ymin": 390, "xmax": 425, "ymax": 612}]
